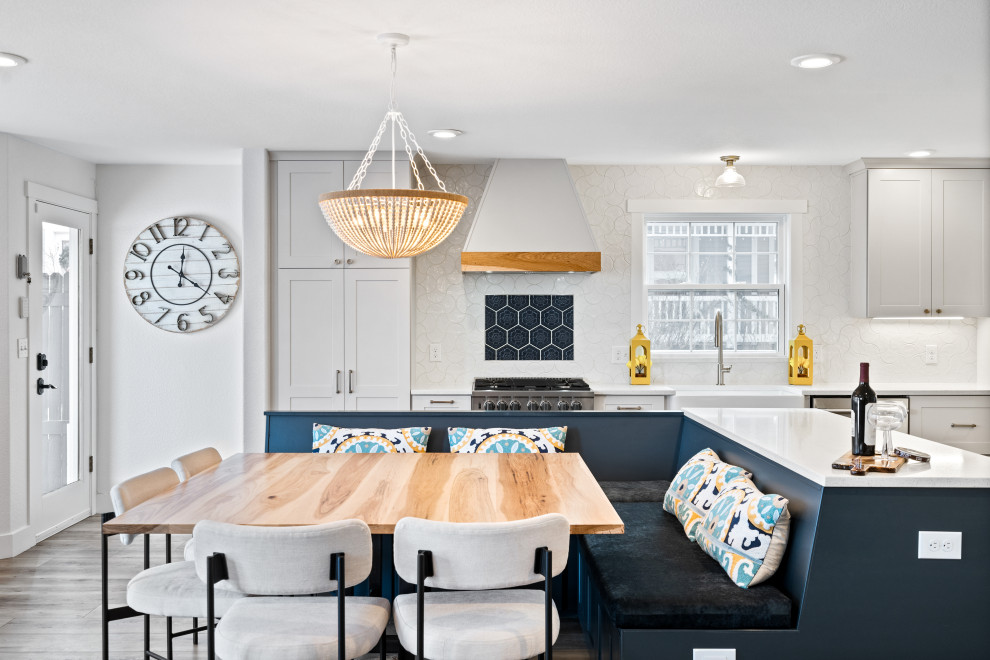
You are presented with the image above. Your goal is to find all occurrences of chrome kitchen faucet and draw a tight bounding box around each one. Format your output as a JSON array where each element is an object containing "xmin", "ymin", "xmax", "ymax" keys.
[{"xmin": 715, "ymin": 310, "xmax": 732, "ymax": 386}]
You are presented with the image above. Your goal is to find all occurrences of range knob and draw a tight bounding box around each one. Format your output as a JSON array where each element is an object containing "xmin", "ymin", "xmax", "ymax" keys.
[
  {"xmin": 570, "ymin": 400, "xmax": 583, "ymax": 411},
  {"xmin": 527, "ymin": 400, "xmax": 540, "ymax": 411},
  {"xmin": 495, "ymin": 400, "xmax": 509, "ymax": 411},
  {"xmin": 483, "ymin": 399, "xmax": 496, "ymax": 411},
  {"xmin": 539, "ymin": 400, "xmax": 552, "ymax": 411},
  {"xmin": 557, "ymin": 399, "xmax": 570, "ymax": 411},
  {"xmin": 508, "ymin": 400, "xmax": 521, "ymax": 411}
]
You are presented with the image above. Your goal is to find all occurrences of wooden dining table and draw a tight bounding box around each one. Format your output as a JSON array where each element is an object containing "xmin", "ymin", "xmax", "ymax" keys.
[{"xmin": 101, "ymin": 452, "xmax": 623, "ymax": 659}]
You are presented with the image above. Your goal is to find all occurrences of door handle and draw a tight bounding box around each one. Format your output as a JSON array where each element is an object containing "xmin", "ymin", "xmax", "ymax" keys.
[
  {"xmin": 37, "ymin": 353, "xmax": 48, "ymax": 371},
  {"xmin": 348, "ymin": 370, "xmax": 354, "ymax": 394},
  {"xmin": 336, "ymin": 370, "xmax": 341, "ymax": 394},
  {"xmin": 617, "ymin": 406, "xmax": 642, "ymax": 411},
  {"xmin": 36, "ymin": 378, "xmax": 57, "ymax": 395},
  {"xmin": 950, "ymin": 423, "xmax": 977, "ymax": 428}
]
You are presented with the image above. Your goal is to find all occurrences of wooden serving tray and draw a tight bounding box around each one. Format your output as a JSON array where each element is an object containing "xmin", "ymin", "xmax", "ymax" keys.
[{"xmin": 832, "ymin": 451, "xmax": 907, "ymax": 476}]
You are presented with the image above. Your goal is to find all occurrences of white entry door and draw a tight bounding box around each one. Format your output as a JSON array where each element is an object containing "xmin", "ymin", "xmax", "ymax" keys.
[{"xmin": 28, "ymin": 188, "xmax": 95, "ymax": 541}]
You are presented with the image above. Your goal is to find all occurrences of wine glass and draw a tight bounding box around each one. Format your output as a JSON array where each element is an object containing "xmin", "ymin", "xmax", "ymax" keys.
[{"xmin": 866, "ymin": 401, "xmax": 908, "ymax": 463}]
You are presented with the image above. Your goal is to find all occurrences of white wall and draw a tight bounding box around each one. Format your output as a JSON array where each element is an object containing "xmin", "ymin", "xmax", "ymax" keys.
[
  {"xmin": 413, "ymin": 164, "xmax": 980, "ymax": 387},
  {"xmin": 0, "ymin": 135, "xmax": 95, "ymax": 557},
  {"xmin": 95, "ymin": 165, "xmax": 242, "ymax": 501}
]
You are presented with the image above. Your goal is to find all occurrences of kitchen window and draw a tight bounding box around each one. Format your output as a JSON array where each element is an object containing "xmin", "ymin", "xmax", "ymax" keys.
[{"xmin": 637, "ymin": 213, "xmax": 790, "ymax": 356}]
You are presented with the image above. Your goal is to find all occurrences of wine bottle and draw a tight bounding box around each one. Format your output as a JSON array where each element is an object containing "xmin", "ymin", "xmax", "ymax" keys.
[{"xmin": 851, "ymin": 362, "xmax": 877, "ymax": 456}]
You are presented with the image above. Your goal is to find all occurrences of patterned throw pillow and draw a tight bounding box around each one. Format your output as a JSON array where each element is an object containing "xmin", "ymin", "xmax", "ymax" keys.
[
  {"xmin": 695, "ymin": 478, "xmax": 790, "ymax": 588},
  {"xmin": 447, "ymin": 427, "xmax": 566, "ymax": 454},
  {"xmin": 663, "ymin": 448, "xmax": 752, "ymax": 541},
  {"xmin": 312, "ymin": 426, "xmax": 430, "ymax": 454}
]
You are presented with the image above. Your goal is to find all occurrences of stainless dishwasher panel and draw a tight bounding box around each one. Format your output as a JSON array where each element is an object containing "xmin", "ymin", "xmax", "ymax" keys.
[{"xmin": 810, "ymin": 396, "xmax": 910, "ymax": 434}]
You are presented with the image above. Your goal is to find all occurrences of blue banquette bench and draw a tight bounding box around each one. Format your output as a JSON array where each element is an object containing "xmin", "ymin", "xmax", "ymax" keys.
[{"xmin": 264, "ymin": 410, "xmax": 989, "ymax": 660}]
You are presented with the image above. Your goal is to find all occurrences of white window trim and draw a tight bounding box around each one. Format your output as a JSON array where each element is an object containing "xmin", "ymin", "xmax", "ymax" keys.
[{"xmin": 629, "ymin": 199, "xmax": 806, "ymax": 362}]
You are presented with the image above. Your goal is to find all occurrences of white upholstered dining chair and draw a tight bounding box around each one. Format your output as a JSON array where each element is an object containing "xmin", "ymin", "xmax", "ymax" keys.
[
  {"xmin": 392, "ymin": 513, "xmax": 570, "ymax": 660},
  {"xmin": 195, "ymin": 518, "xmax": 390, "ymax": 660},
  {"xmin": 170, "ymin": 447, "xmax": 223, "ymax": 562}
]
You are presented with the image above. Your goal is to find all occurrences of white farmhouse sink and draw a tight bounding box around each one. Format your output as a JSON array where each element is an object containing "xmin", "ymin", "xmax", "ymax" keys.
[{"xmin": 669, "ymin": 385, "xmax": 805, "ymax": 410}]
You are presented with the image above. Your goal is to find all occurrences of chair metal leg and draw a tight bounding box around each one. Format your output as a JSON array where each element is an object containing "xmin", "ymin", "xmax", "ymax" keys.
[
  {"xmin": 206, "ymin": 553, "xmax": 228, "ymax": 660},
  {"xmin": 416, "ymin": 550, "xmax": 433, "ymax": 660},
  {"xmin": 536, "ymin": 546, "xmax": 553, "ymax": 660},
  {"xmin": 144, "ymin": 535, "xmax": 151, "ymax": 658},
  {"xmin": 331, "ymin": 553, "xmax": 346, "ymax": 660},
  {"xmin": 378, "ymin": 630, "xmax": 386, "ymax": 660},
  {"xmin": 101, "ymin": 518, "xmax": 110, "ymax": 660},
  {"xmin": 193, "ymin": 617, "xmax": 198, "ymax": 645}
]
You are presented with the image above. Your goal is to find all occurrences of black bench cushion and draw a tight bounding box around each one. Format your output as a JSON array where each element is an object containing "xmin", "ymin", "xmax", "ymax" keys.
[
  {"xmin": 581, "ymin": 501, "xmax": 794, "ymax": 630},
  {"xmin": 598, "ymin": 480, "xmax": 667, "ymax": 503}
]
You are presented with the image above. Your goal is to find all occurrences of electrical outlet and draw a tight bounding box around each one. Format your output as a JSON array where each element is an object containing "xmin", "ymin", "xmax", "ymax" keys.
[
  {"xmin": 924, "ymin": 344, "xmax": 938, "ymax": 364},
  {"xmin": 918, "ymin": 531, "xmax": 962, "ymax": 559},
  {"xmin": 611, "ymin": 346, "xmax": 628, "ymax": 364},
  {"xmin": 693, "ymin": 650, "xmax": 736, "ymax": 660},
  {"xmin": 429, "ymin": 344, "xmax": 442, "ymax": 362},
  {"xmin": 17, "ymin": 338, "xmax": 28, "ymax": 359}
]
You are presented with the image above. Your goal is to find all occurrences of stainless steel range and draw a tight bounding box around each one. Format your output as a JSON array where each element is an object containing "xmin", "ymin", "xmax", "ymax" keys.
[{"xmin": 471, "ymin": 377, "xmax": 594, "ymax": 411}]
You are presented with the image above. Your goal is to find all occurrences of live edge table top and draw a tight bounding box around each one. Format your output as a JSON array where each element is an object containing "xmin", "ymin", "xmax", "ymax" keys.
[{"xmin": 102, "ymin": 452, "xmax": 625, "ymax": 536}]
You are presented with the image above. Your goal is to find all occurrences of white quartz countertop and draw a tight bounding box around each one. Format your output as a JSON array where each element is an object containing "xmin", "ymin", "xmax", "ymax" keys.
[
  {"xmin": 411, "ymin": 387, "xmax": 472, "ymax": 396},
  {"xmin": 684, "ymin": 408, "xmax": 990, "ymax": 488},
  {"xmin": 412, "ymin": 382, "xmax": 988, "ymax": 397},
  {"xmin": 797, "ymin": 383, "xmax": 990, "ymax": 396},
  {"xmin": 590, "ymin": 384, "xmax": 676, "ymax": 395}
]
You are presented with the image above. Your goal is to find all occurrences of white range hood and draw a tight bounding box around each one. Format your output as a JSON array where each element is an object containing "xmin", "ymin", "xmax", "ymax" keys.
[{"xmin": 461, "ymin": 159, "xmax": 601, "ymax": 272}]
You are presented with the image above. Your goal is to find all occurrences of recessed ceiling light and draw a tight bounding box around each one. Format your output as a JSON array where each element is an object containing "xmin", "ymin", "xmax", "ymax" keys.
[
  {"xmin": 906, "ymin": 149, "xmax": 935, "ymax": 158},
  {"xmin": 790, "ymin": 53, "xmax": 842, "ymax": 69},
  {"xmin": 428, "ymin": 129, "xmax": 463, "ymax": 139},
  {"xmin": 0, "ymin": 52, "xmax": 28, "ymax": 67}
]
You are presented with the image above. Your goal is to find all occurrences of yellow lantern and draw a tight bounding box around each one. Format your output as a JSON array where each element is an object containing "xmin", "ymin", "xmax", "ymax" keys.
[
  {"xmin": 627, "ymin": 324, "xmax": 652, "ymax": 385},
  {"xmin": 788, "ymin": 324, "xmax": 814, "ymax": 385}
]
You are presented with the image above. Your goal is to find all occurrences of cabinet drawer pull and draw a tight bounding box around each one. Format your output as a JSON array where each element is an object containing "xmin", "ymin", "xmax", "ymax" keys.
[
  {"xmin": 617, "ymin": 406, "xmax": 643, "ymax": 411},
  {"xmin": 336, "ymin": 370, "xmax": 341, "ymax": 394},
  {"xmin": 430, "ymin": 399, "xmax": 455, "ymax": 404},
  {"xmin": 950, "ymin": 423, "xmax": 977, "ymax": 428},
  {"xmin": 334, "ymin": 258, "xmax": 342, "ymax": 265},
  {"xmin": 348, "ymin": 370, "xmax": 354, "ymax": 394}
]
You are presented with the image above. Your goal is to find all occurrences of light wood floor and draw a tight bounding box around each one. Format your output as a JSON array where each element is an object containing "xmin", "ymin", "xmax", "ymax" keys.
[{"xmin": 0, "ymin": 516, "xmax": 594, "ymax": 659}]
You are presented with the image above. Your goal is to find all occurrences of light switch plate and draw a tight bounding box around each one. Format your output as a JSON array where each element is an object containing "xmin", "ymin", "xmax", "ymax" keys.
[
  {"xmin": 429, "ymin": 344, "xmax": 442, "ymax": 362},
  {"xmin": 693, "ymin": 650, "xmax": 736, "ymax": 660},
  {"xmin": 611, "ymin": 346, "xmax": 627, "ymax": 364},
  {"xmin": 17, "ymin": 338, "xmax": 28, "ymax": 359},
  {"xmin": 918, "ymin": 531, "xmax": 961, "ymax": 559}
]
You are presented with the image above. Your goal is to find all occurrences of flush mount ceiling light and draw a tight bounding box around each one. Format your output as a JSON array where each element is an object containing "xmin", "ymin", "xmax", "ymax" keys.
[
  {"xmin": 907, "ymin": 149, "xmax": 935, "ymax": 158},
  {"xmin": 0, "ymin": 52, "xmax": 28, "ymax": 67},
  {"xmin": 428, "ymin": 129, "xmax": 463, "ymax": 139},
  {"xmin": 319, "ymin": 33, "xmax": 468, "ymax": 259},
  {"xmin": 714, "ymin": 155, "xmax": 746, "ymax": 188},
  {"xmin": 790, "ymin": 53, "xmax": 843, "ymax": 69}
]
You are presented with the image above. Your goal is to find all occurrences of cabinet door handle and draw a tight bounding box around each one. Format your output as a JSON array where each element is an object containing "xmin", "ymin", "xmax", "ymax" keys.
[
  {"xmin": 924, "ymin": 308, "xmax": 930, "ymax": 314},
  {"xmin": 936, "ymin": 308, "xmax": 942, "ymax": 314},
  {"xmin": 346, "ymin": 258, "xmax": 355, "ymax": 265},
  {"xmin": 335, "ymin": 370, "xmax": 341, "ymax": 394},
  {"xmin": 348, "ymin": 370, "xmax": 354, "ymax": 394},
  {"xmin": 334, "ymin": 258, "xmax": 342, "ymax": 265},
  {"xmin": 617, "ymin": 406, "xmax": 642, "ymax": 411},
  {"xmin": 950, "ymin": 423, "xmax": 977, "ymax": 428},
  {"xmin": 430, "ymin": 400, "xmax": 455, "ymax": 404}
]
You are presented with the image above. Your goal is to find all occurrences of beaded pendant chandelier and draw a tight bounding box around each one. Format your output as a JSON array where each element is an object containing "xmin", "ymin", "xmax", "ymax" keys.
[{"xmin": 319, "ymin": 33, "xmax": 468, "ymax": 259}]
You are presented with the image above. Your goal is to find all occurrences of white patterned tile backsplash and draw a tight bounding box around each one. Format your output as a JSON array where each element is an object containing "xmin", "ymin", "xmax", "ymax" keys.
[{"xmin": 413, "ymin": 164, "xmax": 978, "ymax": 387}]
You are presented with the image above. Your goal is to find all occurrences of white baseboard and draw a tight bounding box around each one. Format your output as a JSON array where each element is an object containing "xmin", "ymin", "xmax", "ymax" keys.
[
  {"xmin": 0, "ymin": 524, "xmax": 37, "ymax": 559},
  {"xmin": 34, "ymin": 510, "xmax": 91, "ymax": 544}
]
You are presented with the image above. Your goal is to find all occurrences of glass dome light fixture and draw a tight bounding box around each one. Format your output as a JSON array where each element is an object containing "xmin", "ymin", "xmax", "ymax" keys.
[
  {"xmin": 319, "ymin": 33, "xmax": 468, "ymax": 259},
  {"xmin": 0, "ymin": 52, "xmax": 28, "ymax": 67},
  {"xmin": 714, "ymin": 155, "xmax": 746, "ymax": 188},
  {"xmin": 790, "ymin": 53, "xmax": 843, "ymax": 69}
]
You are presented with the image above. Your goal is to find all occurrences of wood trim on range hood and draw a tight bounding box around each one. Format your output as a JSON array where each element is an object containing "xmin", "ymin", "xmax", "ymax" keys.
[
  {"xmin": 461, "ymin": 251, "xmax": 601, "ymax": 272},
  {"xmin": 460, "ymin": 159, "xmax": 602, "ymax": 273}
]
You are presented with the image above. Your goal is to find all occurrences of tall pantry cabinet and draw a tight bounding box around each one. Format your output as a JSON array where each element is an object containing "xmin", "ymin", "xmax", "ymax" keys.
[{"xmin": 274, "ymin": 157, "xmax": 412, "ymax": 410}]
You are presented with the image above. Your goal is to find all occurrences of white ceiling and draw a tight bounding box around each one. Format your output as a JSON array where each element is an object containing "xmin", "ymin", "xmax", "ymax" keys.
[{"xmin": 1, "ymin": 0, "xmax": 987, "ymax": 165}]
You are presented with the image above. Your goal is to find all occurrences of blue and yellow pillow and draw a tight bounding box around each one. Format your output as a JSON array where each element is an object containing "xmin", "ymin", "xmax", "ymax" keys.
[
  {"xmin": 695, "ymin": 478, "xmax": 790, "ymax": 588},
  {"xmin": 663, "ymin": 448, "xmax": 752, "ymax": 541},
  {"xmin": 448, "ymin": 427, "xmax": 566, "ymax": 454},
  {"xmin": 312, "ymin": 425, "xmax": 430, "ymax": 454}
]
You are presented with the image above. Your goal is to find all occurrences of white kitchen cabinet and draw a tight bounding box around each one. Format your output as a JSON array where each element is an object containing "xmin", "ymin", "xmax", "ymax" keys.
[
  {"xmin": 595, "ymin": 394, "xmax": 667, "ymax": 412},
  {"xmin": 411, "ymin": 395, "xmax": 472, "ymax": 411},
  {"xmin": 849, "ymin": 165, "xmax": 990, "ymax": 317},
  {"xmin": 276, "ymin": 159, "xmax": 412, "ymax": 269},
  {"xmin": 912, "ymin": 396, "xmax": 990, "ymax": 455},
  {"xmin": 276, "ymin": 269, "xmax": 411, "ymax": 411}
]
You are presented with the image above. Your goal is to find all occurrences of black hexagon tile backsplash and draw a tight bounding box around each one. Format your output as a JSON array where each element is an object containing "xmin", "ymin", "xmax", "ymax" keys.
[{"xmin": 485, "ymin": 294, "xmax": 574, "ymax": 360}]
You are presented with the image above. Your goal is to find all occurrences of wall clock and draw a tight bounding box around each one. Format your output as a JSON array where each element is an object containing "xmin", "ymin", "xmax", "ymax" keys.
[{"xmin": 123, "ymin": 217, "xmax": 239, "ymax": 333}]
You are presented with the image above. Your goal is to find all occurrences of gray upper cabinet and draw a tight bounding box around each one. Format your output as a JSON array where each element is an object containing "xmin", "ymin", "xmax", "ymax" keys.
[
  {"xmin": 849, "ymin": 163, "xmax": 990, "ymax": 318},
  {"xmin": 276, "ymin": 159, "xmax": 412, "ymax": 269}
]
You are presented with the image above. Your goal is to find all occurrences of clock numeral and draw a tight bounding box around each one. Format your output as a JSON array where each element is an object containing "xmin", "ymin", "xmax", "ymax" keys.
[
  {"xmin": 155, "ymin": 307, "xmax": 170, "ymax": 325},
  {"xmin": 176, "ymin": 313, "xmax": 190, "ymax": 332},
  {"xmin": 131, "ymin": 291, "xmax": 151, "ymax": 307},
  {"xmin": 218, "ymin": 268, "xmax": 239, "ymax": 279},
  {"xmin": 125, "ymin": 269, "xmax": 145, "ymax": 280},
  {"xmin": 130, "ymin": 242, "xmax": 152, "ymax": 262},
  {"xmin": 211, "ymin": 243, "xmax": 232, "ymax": 259},
  {"xmin": 149, "ymin": 223, "xmax": 167, "ymax": 244},
  {"xmin": 173, "ymin": 217, "xmax": 190, "ymax": 236},
  {"xmin": 215, "ymin": 291, "xmax": 233, "ymax": 305},
  {"xmin": 199, "ymin": 223, "xmax": 210, "ymax": 241},
  {"xmin": 198, "ymin": 306, "xmax": 215, "ymax": 324}
]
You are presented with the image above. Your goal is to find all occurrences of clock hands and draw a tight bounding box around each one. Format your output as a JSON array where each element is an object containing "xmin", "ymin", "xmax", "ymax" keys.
[
  {"xmin": 166, "ymin": 265, "xmax": 207, "ymax": 292},
  {"xmin": 178, "ymin": 247, "xmax": 186, "ymax": 287}
]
